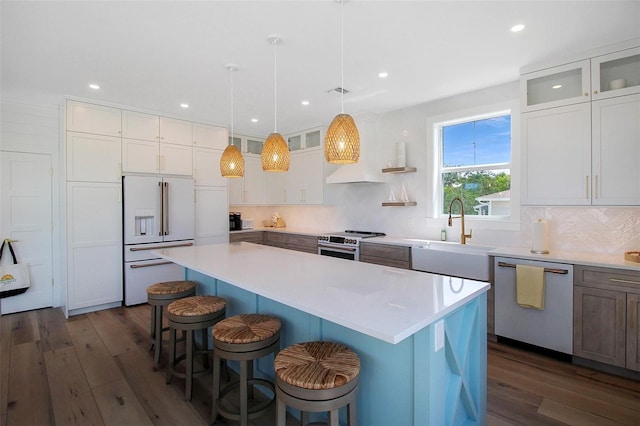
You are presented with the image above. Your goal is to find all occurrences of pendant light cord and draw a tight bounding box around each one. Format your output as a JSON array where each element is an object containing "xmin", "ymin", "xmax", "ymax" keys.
[
  {"xmin": 273, "ymin": 39, "xmax": 278, "ymax": 133},
  {"xmin": 340, "ymin": 0, "xmax": 345, "ymax": 114},
  {"xmin": 230, "ymin": 67, "xmax": 234, "ymax": 140}
]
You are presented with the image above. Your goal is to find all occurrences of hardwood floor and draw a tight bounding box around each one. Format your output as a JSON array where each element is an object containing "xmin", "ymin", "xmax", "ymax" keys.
[{"xmin": 1, "ymin": 305, "xmax": 639, "ymax": 425}]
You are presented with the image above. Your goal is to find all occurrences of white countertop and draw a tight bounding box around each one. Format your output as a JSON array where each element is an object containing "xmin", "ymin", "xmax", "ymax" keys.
[{"xmin": 154, "ymin": 242, "xmax": 489, "ymax": 344}]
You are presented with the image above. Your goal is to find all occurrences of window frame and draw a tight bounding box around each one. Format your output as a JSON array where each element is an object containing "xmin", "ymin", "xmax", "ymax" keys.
[{"xmin": 427, "ymin": 100, "xmax": 520, "ymax": 230}]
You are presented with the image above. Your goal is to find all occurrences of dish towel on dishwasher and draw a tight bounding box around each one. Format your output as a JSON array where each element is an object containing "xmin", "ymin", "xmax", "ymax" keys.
[{"xmin": 516, "ymin": 264, "xmax": 545, "ymax": 310}]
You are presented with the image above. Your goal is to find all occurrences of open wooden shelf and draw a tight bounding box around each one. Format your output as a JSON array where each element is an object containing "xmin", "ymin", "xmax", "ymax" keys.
[
  {"xmin": 381, "ymin": 167, "xmax": 417, "ymax": 174},
  {"xmin": 382, "ymin": 201, "xmax": 417, "ymax": 207}
]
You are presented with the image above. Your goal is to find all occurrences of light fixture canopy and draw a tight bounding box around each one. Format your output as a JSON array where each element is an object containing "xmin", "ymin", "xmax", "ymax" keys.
[
  {"xmin": 325, "ymin": 0, "xmax": 360, "ymax": 164},
  {"xmin": 220, "ymin": 64, "xmax": 245, "ymax": 178},
  {"xmin": 261, "ymin": 36, "xmax": 290, "ymax": 172}
]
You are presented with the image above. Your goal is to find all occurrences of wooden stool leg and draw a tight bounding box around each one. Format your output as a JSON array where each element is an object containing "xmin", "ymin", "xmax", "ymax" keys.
[
  {"xmin": 348, "ymin": 400, "xmax": 357, "ymax": 426},
  {"xmin": 247, "ymin": 359, "xmax": 254, "ymax": 401},
  {"xmin": 240, "ymin": 359, "xmax": 248, "ymax": 426},
  {"xmin": 149, "ymin": 304, "xmax": 156, "ymax": 344},
  {"xmin": 200, "ymin": 328, "xmax": 209, "ymax": 369},
  {"xmin": 211, "ymin": 353, "xmax": 221, "ymax": 424},
  {"xmin": 329, "ymin": 409, "xmax": 339, "ymax": 426},
  {"xmin": 166, "ymin": 327, "xmax": 177, "ymax": 384},
  {"xmin": 276, "ymin": 396, "xmax": 287, "ymax": 426},
  {"xmin": 301, "ymin": 411, "xmax": 309, "ymax": 425},
  {"xmin": 185, "ymin": 329, "xmax": 194, "ymax": 401},
  {"xmin": 153, "ymin": 305, "xmax": 163, "ymax": 367}
]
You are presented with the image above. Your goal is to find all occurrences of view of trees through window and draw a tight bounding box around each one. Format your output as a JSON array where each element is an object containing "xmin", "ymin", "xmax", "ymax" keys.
[{"xmin": 440, "ymin": 114, "xmax": 511, "ymax": 216}]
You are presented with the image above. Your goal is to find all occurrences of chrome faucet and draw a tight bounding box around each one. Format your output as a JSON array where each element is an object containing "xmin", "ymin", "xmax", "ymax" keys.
[{"xmin": 448, "ymin": 197, "xmax": 472, "ymax": 244}]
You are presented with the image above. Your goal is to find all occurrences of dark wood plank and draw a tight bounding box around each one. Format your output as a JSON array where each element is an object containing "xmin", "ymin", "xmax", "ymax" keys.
[
  {"xmin": 115, "ymin": 349, "xmax": 205, "ymax": 425},
  {"xmin": 6, "ymin": 341, "xmax": 52, "ymax": 425},
  {"xmin": 88, "ymin": 309, "xmax": 138, "ymax": 357},
  {"xmin": 66, "ymin": 318, "xmax": 125, "ymax": 388},
  {"xmin": 37, "ymin": 306, "xmax": 73, "ymax": 352},
  {"xmin": 91, "ymin": 378, "xmax": 153, "ymax": 426},
  {"xmin": 0, "ymin": 313, "xmax": 12, "ymax": 426},
  {"xmin": 10, "ymin": 310, "xmax": 39, "ymax": 345},
  {"xmin": 44, "ymin": 346, "xmax": 104, "ymax": 426}
]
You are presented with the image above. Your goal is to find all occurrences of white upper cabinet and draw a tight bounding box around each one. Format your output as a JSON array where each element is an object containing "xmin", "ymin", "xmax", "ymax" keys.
[
  {"xmin": 285, "ymin": 149, "xmax": 324, "ymax": 204},
  {"xmin": 66, "ymin": 101, "xmax": 121, "ymax": 137},
  {"xmin": 66, "ymin": 132, "xmax": 121, "ymax": 182},
  {"xmin": 521, "ymin": 46, "xmax": 640, "ymax": 112},
  {"xmin": 592, "ymin": 94, "xmax": 640, "ymax": 205},
  {"xmin": 121, "ymin": 111, "xmax": 193, "ymax": 174},
  {"xmin": 520, "ymin": 60, "xmax": 591, "ymax": 112},
  {"xmin": 229, "ymin": 155, "xmax": 265, "ymax": 205},
  {"xmin": 193, "ymin": 147, "xmax": 227, "ymax": 187},
  {"xmin": 193, "ymin": 123, "xmax": 228, "ymax": 149},
  {"xmin": 160, "ymin": 116, "xmax": 192, "ymax": 146},
  {"xmin": 122, "ymin": 110, "xmax": 159, "ymax": 140},
  {"xmin": 521, "ymin": 42, "xmax": 640, "ymax": 206},
  {"xmin": 591, "ymin": 47, "xmax": 640, "ymax": 100}
]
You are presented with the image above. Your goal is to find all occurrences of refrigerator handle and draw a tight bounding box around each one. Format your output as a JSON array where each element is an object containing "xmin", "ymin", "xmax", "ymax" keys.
[
  {"xmin": 158, "ymin": 181, "xmax": 164, "ymax": 236},
  {"xmin": 164, "ymin": 182, "xmax": 169, "ymax": 236}
]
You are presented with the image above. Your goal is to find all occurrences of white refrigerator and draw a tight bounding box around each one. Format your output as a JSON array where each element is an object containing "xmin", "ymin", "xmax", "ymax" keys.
[{"xmin": 123, "ymin": 175, "xmax": 195, "ymax": 305}]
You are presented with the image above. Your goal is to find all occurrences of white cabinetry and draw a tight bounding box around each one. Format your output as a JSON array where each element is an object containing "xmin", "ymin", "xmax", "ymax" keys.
[
  {"xmin": 66, "ymin": 101, "xmax": 121, "ymax": 137},
  {"xmin": 66, "ymin": 182, "xmax": 122, "ymax": 310},
  {"xmin": 193, "ymin": 144, "xmax": 229, "ymax": 245},
  {"xmin": 229, "ymin": 155, "xmax": 266, "ymax": 205},
  {"xmin": 66, "ymin": 132, "xmax": 122, "ymax": 182},
  {"xmin": 121, "ymin": 110, "xmax": 193, "ymax": 174},
  {"xmin": 521, "ymin": 44, "xmax": 640, "ymax": 206},
  {"xmin": 194, "ymin": 123, "xmax": 228, "ymax": 150},
  {"xmin": 285, "ymin": 149, "xmax": 324, "ymax": 204},
  {"xmin": 65, "ymin": 100, "xmax": 124, "ymax": 314}
]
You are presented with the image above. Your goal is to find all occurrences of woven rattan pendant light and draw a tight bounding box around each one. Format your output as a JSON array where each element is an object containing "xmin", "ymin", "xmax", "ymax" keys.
[
  {"xmin": 324, "ymin": 0, "xmax": 360, "ymax": 164},
  {"xmin": 220, "ymin": 65, "xmax": 245, "ymax": 178},
  {"xmin": 261, "ymin": 36, "xmax": 290, "ymax": 172}
]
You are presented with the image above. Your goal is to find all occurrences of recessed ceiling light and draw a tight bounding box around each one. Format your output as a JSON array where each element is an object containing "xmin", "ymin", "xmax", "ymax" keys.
[
  {"xmin": 88, "ymin": 83, "xmax": 100, "ymax": 90},
  {"xmin": 511, "ymin": 24, "xmax": 525, "ymax": 32},
  {"xmin": 378, "ymin": 72, "xmax": 389, "ymax": 78},
  {"xmin": 180, "ymin": 103, "xmax": 189, "ymax": 108},
  {"xmin": 301, "ymin": 100, "xmax": 310, "ymax": 106},
  {"xmin": 552, "ymin": 84, "xmax": 562, "ymax": 89},
  {"xmin": 251, "ymin": 118, "xmax": 258, "ymax": 123}
]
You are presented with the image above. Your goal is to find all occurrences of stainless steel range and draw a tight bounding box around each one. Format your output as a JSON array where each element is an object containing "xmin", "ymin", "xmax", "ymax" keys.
[{"xmin": 317, "ymin": 230, "xmax": 386, "ymax": 261}]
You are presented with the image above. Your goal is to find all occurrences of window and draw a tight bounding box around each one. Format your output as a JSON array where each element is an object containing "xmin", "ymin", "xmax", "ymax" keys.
[{"xmin": 437, "ymin": 111, "xmax": 511, "ymax": 217}]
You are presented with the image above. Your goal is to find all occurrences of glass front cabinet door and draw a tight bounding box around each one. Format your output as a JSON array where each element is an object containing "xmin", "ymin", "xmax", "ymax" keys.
[
  {"xmin": 591, "ymin": 47, "xmax": 640, "ymax": 100},
  {"xmin": 520, "ymin": 60, "xmax": 591, "ymax": 112}
]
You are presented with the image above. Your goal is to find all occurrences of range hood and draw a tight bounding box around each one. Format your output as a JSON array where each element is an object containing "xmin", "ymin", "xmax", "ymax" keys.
[{"xmin": 326, "ymin": 112, "xmax": 384, "ymax": 184}]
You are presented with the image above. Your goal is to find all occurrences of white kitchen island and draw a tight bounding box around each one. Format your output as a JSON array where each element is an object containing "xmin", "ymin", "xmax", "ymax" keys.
[{"xmin": 155, "ymin": 242, "xmax": 490, "ymax": 425}]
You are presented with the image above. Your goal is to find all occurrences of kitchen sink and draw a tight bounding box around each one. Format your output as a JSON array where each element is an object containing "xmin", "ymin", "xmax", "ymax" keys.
[{"xmin": 411, "ymin": 241, "xmax": 494, "ymax": 282}]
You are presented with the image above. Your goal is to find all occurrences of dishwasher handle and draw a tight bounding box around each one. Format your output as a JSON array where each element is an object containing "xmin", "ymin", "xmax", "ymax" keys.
[{"xmin": 497, "ymin": 261, "xmax": 568, "ymax": 275}]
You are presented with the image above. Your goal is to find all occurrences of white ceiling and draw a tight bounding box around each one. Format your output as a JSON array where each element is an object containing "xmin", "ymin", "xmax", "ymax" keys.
[{"xmin": 2, "ymin": 1, "xmax": 639, "ymax": 137}]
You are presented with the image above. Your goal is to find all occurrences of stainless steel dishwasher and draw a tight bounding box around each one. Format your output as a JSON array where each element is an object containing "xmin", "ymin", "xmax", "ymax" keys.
[{"xmin": 494, "ymin": 256, "xmax": 574, "ymax": 354}]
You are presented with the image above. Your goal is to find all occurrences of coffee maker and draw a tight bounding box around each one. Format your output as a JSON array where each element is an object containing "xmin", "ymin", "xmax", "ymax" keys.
[{"xmin": 229, "ymin": 212, "xmax": 242, "ymax": 231}]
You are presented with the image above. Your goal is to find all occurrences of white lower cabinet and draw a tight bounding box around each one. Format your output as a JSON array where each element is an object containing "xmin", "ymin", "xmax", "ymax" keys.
[
  {"xmin": 66, "ymin": 182, "xmax": 122, "ymax": 310},
  {"xmin": 195, "ymin": 185, "xmax": 229, "ymax": 245}
]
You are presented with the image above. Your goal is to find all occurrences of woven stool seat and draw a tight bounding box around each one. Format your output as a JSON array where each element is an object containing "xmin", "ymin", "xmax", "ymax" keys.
[
  {"xmin": 213, "ymin": 314, "xmax": 281, "ymax": 344},
  {"xmin": 275, "ymin": 341, "xmax": 360, "ymax": 390},
  {"xmin": 275, "ymin": 341, "xmax": 360, "ymax": 426},
  {"xmin": 166, "ymin": 295, "xmax": 226, "ymax": 401},
  {"xmin": 146, "ymin": 281, "xmax": 197, "ymax": 368},
  {"xmin": 147, "ymin": 280, "xmax": 196, "ymax": 296},
  {"xmin": 168, "ymin": 295, "xmax": 226, "ymax": 319},
  {"xmin": 211, "ymin": 314, "xmax": 281, "ymax": 426}
]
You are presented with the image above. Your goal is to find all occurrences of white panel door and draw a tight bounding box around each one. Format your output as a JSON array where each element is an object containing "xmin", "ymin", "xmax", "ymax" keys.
[
  {"xmin": 193, "ymin": 147, "xmax": 227, "ymax": 187},
  {"xmin": 193, "ymin": 123, "xmax": 228, "ymax": 149},
  {"xmin": 160, "ymin": 117, "xmax": 192, "ymax": 146},
  {"xmin": 1, "ymin": 152, "xmax": 53, "ymax": 314},
  {"xmin": 163, "ymin": 177, "xmax": 194, "ymax": 242}
]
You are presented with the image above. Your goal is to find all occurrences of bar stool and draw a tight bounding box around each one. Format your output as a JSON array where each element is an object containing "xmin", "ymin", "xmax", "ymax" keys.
[
  {"xmin": 166, "ymin": 295, "xmax": 226, "ymax": 401},
  {"xmin": 146, "ymin": 280, "xmax": 197, "ymax": 368},
  {"xmin": 211, "ymin": 314, "xmax": 281, "ymax": 426},
  {"xmin": 274, "ymin": 341, "xmax": 360, "ymax": 426}
]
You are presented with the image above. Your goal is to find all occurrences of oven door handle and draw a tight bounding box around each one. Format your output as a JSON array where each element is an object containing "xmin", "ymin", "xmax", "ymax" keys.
[{"xmin": 318, "ymin": 243, "xmax": 357, "ymax": 252}]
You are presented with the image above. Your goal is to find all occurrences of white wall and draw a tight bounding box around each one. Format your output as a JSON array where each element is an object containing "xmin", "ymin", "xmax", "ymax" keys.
[{"xmin": 234, "ymin": 81, "xmax": 640, "ymax": 255}]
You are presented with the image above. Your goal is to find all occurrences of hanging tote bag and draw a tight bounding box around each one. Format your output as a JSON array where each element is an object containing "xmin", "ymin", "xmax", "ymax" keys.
[{"xmin": 0, "ymin": 239, "xmax": 30, "ymax": 298}]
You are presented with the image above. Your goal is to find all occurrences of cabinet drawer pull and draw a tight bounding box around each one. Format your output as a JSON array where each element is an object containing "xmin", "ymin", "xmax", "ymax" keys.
[
  {"xmin": 610, "ymin": 278, "xmax": 640, "ymax": 285},
  {"xmin": 497, "ymin": 261, "xmax": 568, "ymax": 274},
  {"xmin": 585, "ymin": 176, "xmax": 589, "ymax": 199},
  {"xmin": 630, "ymin": 300, "xmax": 637, "ymax": 330},
  {"xmin": 129, "ymin": 242, "xmax": 193, "ymax": 251},
  {"xmin": 130, "ymin": 261, "xmax": 173, "ymax": 269}
]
